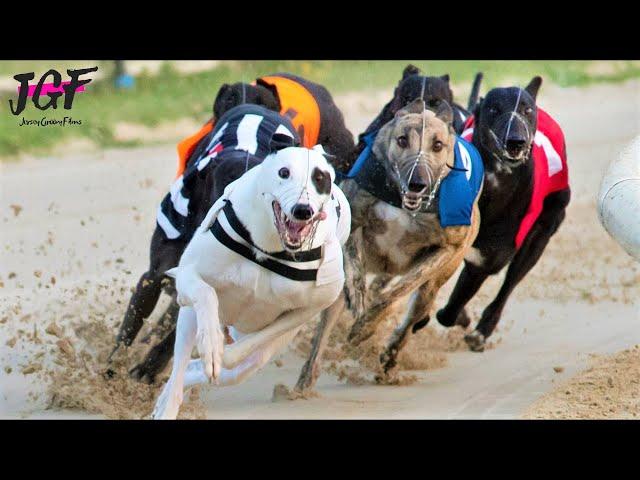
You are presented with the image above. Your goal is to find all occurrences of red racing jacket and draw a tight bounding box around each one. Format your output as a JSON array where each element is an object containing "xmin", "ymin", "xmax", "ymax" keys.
[{"xmin": 461, "ymin": 107, "xmax": 570, "ymax": 249}]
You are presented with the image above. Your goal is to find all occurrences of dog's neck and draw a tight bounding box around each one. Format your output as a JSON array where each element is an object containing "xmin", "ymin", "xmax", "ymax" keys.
[
  {"xmin": 473, "ymin": 135, "xmax": 533, "ymax": 182},
  {"xmin": 227, "ymin": 167, "xmax": 331, "ymax": 254}
]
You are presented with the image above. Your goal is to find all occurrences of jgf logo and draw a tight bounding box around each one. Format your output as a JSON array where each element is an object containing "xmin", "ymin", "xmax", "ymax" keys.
[{"xmin": 9, "ymin": 66, "xmax": 98, "ymax": 116}]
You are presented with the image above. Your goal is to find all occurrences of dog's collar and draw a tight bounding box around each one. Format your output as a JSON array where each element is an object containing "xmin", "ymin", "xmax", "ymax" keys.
[{"xmin": 209, "ymin": 200, "xmax": 323, "ymax": 282}]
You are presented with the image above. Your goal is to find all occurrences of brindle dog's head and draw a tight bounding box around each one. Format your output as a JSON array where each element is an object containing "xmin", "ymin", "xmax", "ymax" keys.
[
  {"xmin": 474, "ymin": 76, "xmax": 542, "ymax": 169},
  {"xmin": 373, "ymin": 98, "xmax": 456, "ymax": 212},
  {"xmin": 213, "ymin": 81, "xmax": 280, "ymax": 120}
]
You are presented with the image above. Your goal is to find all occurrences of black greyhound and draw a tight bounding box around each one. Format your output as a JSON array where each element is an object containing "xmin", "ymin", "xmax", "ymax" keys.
[
  {"xmin": 356, "ymin": 64, "xmax": 483, "ymax": 152},
  {"xmin": 436, "ymin": 77, "xmax": 571, "ymax": 351}
]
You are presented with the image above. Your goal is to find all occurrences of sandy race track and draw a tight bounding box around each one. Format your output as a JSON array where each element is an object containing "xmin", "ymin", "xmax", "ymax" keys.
[{"xmin": 1, "ymin": 80, "xmax": 639, "ymax": 419}]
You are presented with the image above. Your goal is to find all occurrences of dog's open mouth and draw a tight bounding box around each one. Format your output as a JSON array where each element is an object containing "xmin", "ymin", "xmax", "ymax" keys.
[
  {"xmin": 402, "ymin": 192, "xmax": 423, "ymax": 212},
  {"xmin": 272, "ymin": 201, "xmax": 319, "ymax": 250},
  {"xmin": 503, "ymin": 144, "xmax": 529, "ymax": 162}
]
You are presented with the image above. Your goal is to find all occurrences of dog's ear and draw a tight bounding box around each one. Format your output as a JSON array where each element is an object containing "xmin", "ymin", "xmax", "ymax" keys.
[
  {"xmin": 312, "ymin": 145, "xmax": 337, "ymax": 182},
  {"xmin": 402, "ymin": 64, "xmax": 421, "ymax": 80},
  {"xmin": 212, "ymin": 83, "xmax": 231, "ymax": 118},
  {"xmin": 372, "ymin": 119, "xmax": 395, "ymax": 164},
  {"xmin": 440, "ymin": 74, "xmax": 450, "ymax": 83},
  {"xmin": 525, "ymin": 76, "xmax": 543, "ymax": 100},
  {"xmin": 255, "ymin": 78, "xmax": 279, "ymax": 98},
  {"xmin": 269, "ymin": 133, "xmax": 299, "ymax": 153},
  {"xmin": 435, "ymin": 100, "xmax": 454, "ymax": 126},
  {"xmin": 473, "ymin": 96, "xmax": 484, "ymax": 119}
]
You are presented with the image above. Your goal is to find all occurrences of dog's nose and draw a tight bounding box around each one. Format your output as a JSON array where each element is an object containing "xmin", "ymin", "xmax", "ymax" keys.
[
  {"xmin": 408, "ymin": 180, "xmax": 427, "ymax": 193},
  {"xmin": 292, "ymin": 204, "xmax": 314, "ymax": 221}
]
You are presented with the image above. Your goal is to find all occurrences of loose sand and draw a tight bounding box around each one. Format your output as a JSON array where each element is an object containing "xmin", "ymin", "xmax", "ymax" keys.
[
  {"xmin": 1, "ymin": 80, "xmax": 638, "ymax": 419},
  {"xmin": 524, "ymin": 345, "xmax": 640, "ymax": 419}
]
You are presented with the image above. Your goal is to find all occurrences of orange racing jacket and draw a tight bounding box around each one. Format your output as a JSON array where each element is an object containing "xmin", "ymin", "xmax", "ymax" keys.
[{"xmin": 174, "ymin": 74, "xmax": 321, "ymax": 178}]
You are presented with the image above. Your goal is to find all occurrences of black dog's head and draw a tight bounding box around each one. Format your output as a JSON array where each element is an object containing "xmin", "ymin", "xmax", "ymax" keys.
[
  {"xmin": 389, "ymin": 64, "xmax": 455, "ymax": 113},
  {"xmin": 213, "ymin": 81, "xmax": 280, "ymax": 120},
  {"xmin": 474, "ymin": 76, "xmax": 542, "ymax": 168}
]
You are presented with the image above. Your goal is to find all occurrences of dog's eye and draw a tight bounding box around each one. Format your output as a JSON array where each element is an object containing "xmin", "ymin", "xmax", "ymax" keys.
[
  {"xmin": 429, "ymin": 99, "xmax": 441, "ymax": 107},
  {"xmin": 278, "ymin": 167, "xmax": 290, "ymax": 179},
  {"xmin": 524, "ymin": 107, "xmax": 533, "ymax": 115},
  {"xmin": 432, "ymin": 140, "xmax": 443, "ymax": 152},
  {"xmin": 396, "ymin": 136, "xmax": 408, "ymax": 149},
  {"xmin": 489, "ymin": 107, "xmax": 498, "ymax": 114}
]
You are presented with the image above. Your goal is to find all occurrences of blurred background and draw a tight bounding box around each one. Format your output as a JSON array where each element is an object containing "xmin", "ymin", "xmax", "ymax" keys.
[{"xmin": 1, "ymin": 60, "xmax": 639, "ymax": 160}]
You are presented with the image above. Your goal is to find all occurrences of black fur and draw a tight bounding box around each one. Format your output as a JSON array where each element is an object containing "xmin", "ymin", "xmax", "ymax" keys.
[
  {"xmin": 356, "ymin": 64, "xmax": 481, "ymax": 157},
  {"xmin": 119, "ymin": 150, "xmax": 263, "ymax": 383},
  {"xmin": 213, "ymin": 73, "xmax": 355, "ymax": 173},
  {"xmin": 436, "ymin": 77, "xmax": 570, "ymax": 351}
]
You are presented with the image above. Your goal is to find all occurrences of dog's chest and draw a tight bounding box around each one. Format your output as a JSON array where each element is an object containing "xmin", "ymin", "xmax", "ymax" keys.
[
  {"xmin": 365, "ymin": 202, "xmax": 444, "ymax": 272},
  {"xmin": 211, "ymin": 261, "xmax": 329, "ymax": 333}
]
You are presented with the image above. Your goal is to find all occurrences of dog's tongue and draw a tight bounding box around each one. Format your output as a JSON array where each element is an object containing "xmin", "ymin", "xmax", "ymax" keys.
[{"xmin": 286, "ymin": 220, "xmax": 310, "ymax": 243}]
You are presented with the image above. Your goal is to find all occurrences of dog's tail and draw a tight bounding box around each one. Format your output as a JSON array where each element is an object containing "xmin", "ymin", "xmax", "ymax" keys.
[{"xmin": 467, "ymin": 72, "xmax": 483, "ymax": 112}]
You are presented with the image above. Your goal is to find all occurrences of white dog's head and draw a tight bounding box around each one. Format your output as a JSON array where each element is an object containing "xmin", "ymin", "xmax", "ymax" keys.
[{"xmin": 258, "ymin": 146, "xmax": 336, "ymax": 251}]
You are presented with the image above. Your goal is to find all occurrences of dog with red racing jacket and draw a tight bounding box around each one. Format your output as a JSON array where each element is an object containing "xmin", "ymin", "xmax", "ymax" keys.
[{"xmin": 436, "ymin": 76, "xmax": 571, "ymax": 352}]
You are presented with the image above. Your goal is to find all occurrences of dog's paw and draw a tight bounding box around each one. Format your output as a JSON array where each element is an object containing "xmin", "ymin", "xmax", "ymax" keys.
[
  {"xmin": 196, "ymin": 322, "xmax": 224, "ymax": 382},
  {"xmin": 464, "ymin": 331, "xmax": 486, "ymax": 352},
  {"xmin": 412, "ymin": 316, "xmax": 430, "ymax": 333},
  {"xmin": 129, "ymin": 363, "xmax": 156, "ymax": 385},
  {"xmin": 454, "ymin": 310, "xmax": 471, "ymax": 329},
  {"xmin": 436, "ymin": 307, "xmax": 469, "ymax": 328},
  {"xmin": 151, "ymin": 381, "xmax": 183, "ymax": 420}
]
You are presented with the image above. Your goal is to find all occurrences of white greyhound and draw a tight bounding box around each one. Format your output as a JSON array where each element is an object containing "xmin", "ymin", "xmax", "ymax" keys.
[{"xmin": 152, "ymin": 146, "xmax": 351, "ymax": 419}]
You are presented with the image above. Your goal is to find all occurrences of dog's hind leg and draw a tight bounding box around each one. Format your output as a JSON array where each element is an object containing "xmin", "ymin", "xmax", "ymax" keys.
[
  {"xmin": 130, "ymin": 325, "xmax": 177, "ymax": 384},
  {"xmin": 130, "ymin": 298, "xmax": 180, "ymax": 383},
  {"xmin": 348, "ymin": 246, "xmax": 455, "ymax": 346},
  {"xmin": 139, "ymin": 295, "xmax": 179, "ymax": 344},
  {"xmin": 470, "ymin": 191, "xmax": 569, "ymax": 351},
  {"xmin": 116, "ymin": 227, "xmax": 186, "ymax": 349},
  {"xmin": 152, "ymin": 306, "xmax": 196, "ymax": 420},
  {"xmin": 223, "ymin": 306, "xmax": 324, "ymax": 369},
  {"xmin": 293, "ymin": 296, "xmax": 346, "ymax": 395},
  {"xmin": 377, "ymin": 282, "xmax": 436, "ymax": 382},
  {"xmin": 184, "ymin": 325, "xmax": 303, "ymax": 388}
]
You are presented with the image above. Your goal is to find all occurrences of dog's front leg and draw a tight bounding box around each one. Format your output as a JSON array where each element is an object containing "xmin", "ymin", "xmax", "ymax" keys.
[
  {"xmin": 348, "ymin": 246, "xmax": 455, "ymax": 346},
  {"xmin": 152, "ymin": 306, "xmax": 197, "ymax": 419},
  {"xmin": 222, "ymin": 307, "xmax": 322, "ymax": 369},
  {"xmin": 169, "ymin": 264, "xmax": 224, "ymax": 381}
]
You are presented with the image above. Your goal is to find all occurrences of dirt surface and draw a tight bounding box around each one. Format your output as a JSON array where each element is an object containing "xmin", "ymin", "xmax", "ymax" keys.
[
  {"xmin": 1, "ymin": 80, "xmax": 639, "ymax": 419},
  {"xmin": 524, "ymin": 345, "xmax": 640, "ymax": 419}
]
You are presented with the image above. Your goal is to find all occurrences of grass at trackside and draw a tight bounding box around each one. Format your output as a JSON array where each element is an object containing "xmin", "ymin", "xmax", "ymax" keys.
[{"xmin": 1, "ymin": 60, "xmax": 638, "ymax": 159}]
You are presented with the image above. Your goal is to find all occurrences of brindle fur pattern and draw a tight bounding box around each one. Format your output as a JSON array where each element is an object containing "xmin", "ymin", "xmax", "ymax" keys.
[{"xmin": 294, "ymin": 101, "xmax": 481, "ymax": 389}]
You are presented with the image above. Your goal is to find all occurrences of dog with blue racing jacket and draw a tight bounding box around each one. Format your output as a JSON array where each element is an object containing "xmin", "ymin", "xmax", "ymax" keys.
[{"xmin": 293, "ymin": 98, "xmax": 484, "ymax": 390}]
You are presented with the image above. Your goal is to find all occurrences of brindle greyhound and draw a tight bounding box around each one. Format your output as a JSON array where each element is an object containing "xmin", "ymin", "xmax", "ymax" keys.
[{"xmin": 294, "ymin": 98, "xmax": 483, "ymax": 390}]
